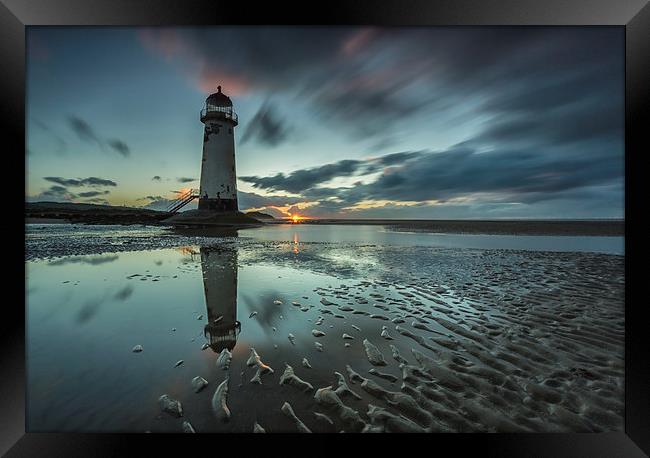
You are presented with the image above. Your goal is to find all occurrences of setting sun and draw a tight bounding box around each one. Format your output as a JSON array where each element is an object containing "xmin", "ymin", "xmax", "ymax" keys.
[{"xmin": 291, "ymin": 214, "xmax": 302, "ymax": 223}]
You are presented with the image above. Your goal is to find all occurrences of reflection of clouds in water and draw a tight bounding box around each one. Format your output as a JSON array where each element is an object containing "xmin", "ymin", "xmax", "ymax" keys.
[
  {"xmin": 76, "ymin": 297, "xmax": 105, "ymax": 324},
  {"xmin": 49, "ymin": 254, "xmax": 119, "ymax": 266},
  {"xmin": 113, "ymin": 285, "xmax": 134, "ymax": 301},
  {"xmin": 241, "ymin": 290, "xmax": 287, "ymax": 334},
  {"xmin": 75, "ymin": 284, "xmax": 135, "ymax": 324}
]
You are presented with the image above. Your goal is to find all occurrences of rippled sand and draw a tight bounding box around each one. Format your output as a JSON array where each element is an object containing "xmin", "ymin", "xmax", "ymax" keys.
[
  {"xmin": 26, "ymin": 228, "xmax": 624, "ymax": 433},
  {"xmin": 155, "ymin": 246, "xmax": 624, "ymax": 432}
]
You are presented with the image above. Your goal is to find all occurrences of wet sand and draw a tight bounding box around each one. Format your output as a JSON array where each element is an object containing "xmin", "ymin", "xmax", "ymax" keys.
[
  {"xmin": 301, "ymin": 219, "xmax": 624, "ymax": 236},
  {"xmin": 26, "ymin": 228, "xmax": 624, "ymax": 433}
]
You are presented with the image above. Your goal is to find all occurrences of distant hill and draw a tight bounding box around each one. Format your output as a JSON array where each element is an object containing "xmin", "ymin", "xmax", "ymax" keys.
[
  {"xmin": 26, "ymin": 201, "xmax": 169, "ymax": 225},
  {"xmin": 245, "ymin": 211, "xmax": 275, "ymax": 220}
]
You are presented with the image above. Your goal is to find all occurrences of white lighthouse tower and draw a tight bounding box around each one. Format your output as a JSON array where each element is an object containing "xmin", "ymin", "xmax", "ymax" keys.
[{"xmin": 198, "ymin": 86, "xmax": 239, "ymax": 212}]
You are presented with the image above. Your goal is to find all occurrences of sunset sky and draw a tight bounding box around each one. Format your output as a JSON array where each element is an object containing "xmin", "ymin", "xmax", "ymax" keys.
[{"xmin": 26, "ymin": 26, "xmax": 624, "ymax": 219}]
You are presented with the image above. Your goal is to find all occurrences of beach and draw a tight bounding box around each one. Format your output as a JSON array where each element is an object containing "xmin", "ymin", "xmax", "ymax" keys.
[{"xmin": 25, "ymin": 223, "xmax": 624, "ymax": 433}]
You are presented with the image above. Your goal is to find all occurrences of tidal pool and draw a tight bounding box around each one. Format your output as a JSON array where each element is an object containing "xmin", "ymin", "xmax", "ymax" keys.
[{"xmin": 26, "ymin": 225, "xmax": 625, "ymax": 433}]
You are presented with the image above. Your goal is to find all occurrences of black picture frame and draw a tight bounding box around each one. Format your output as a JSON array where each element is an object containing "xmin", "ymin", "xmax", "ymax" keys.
[{"xmin": 3, "ymin": 0, "xmax": 648, "ymax": 455}]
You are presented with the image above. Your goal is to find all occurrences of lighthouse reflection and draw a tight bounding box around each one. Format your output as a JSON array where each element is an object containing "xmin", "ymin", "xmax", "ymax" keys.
[{"xmin": 200, "ymin": 245, "xmax": 240, "ymax": 353}]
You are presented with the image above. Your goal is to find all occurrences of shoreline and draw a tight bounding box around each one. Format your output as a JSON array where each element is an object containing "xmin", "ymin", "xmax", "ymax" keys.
[
  {"xmin": 25, "ymin": 217, "xmax": 624, "ymax": 237},
  {"xmin": 284, "ymin": 219, "xmax": 624, "ymax": 237}
]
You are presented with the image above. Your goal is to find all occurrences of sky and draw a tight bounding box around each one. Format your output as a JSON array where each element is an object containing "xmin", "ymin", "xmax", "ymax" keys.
[{"xmin": 26, "ymin": 26, "xmax": 624, "ymax": 219}]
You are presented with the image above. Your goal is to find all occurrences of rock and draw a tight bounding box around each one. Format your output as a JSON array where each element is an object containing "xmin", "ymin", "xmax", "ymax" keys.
[
  {"xmin": 369, "ymin": 314, "xmax": 389, "ymax": 321},
  {"xmin": 288, "ymin": 333, "xmax": 296, "ymax": 345},
  {"xmin": 365, "ymin": 404, "xmax": 427, "ymax": 433},
  {"xmin": 351, "ymin": 325, "xmax": 361, "ymax": 331},
  {"xmin": 334, "ymin": 371, "xmax": 362, "ymax": 400},
  {"xmin": 395, "ymin": 325, "xmax": 438, "ymax": 352},
  {"xmin": 320, "ymin": 298, "xmax": 335, "ymax": 306},
  {"xmin": 132, "ymin": 345, "xmax": 143, "ymax": 353},
  {"xmin": 158, "ymin": 394, "xmax": 183, "ymax": 418},
  {"xmin": 314, "ymin": 412, "xmax": 334, "ymax": 426},
  {"xmin": 249, "ymin": 311, "xmax": 258, "ymax": 318},
  {"xmin": 273, "ymin": 300, "xmax": 283, "ymax": 305},
  {"xmin": 216, "ymin": 348, "xmax": 232, "ymax": 370},
  {"xmin": 314, "ymin": 385, "xmax": 367, "ymax": 432},
  {"xmin": 315, "ymin": 342, "xmax": 324, "ymax": 352},
  {"xmin": 253, "ymin": 422, "xmax": 266, "ymax": 433},
  {"xmin": 346, "ymin": 365, "xmax": 366, "ymax": 384},
  {"xmin": 211, "ymin": 378, "xmax": 230, "ymax": 422},
  {"xmin": 411, "ymin": 321, "xmax": 436, "ymax": 333},
  {"xmin": 312, "ymin": 330, "xmax": 326, "ymax": 337},
  {"xmin": 363, "ymin": 339, "xmax": 387, "ymax": 366},
  {"xmin": 342, "ymin": 333, "xmax": 355, "ymax": 340},
  {"xmin": 389, "ymin": 345, "xmax": 409, "ymax": 365},
  {"xmin": 279, "ymin": 364, "xmax": 314, "ymax": 392},
  {"xmin": 302, "ymin": 358, "xmax": 312, "ymax": 369},
  {"xmin": 182, "ymin": 421, "xmax": 196, "ymax": 433},
  {"xmin": 174, "ymin": 360, "xmax": 184, "ymax": 367},
  {"xmin": 191, "ymin": 376, "xmax": 209, "ymax": 393},
  {"xmin": 197, "ymin": 314, "xmax": 203, "ymax": 320},
  {"xmin": 201, "ymin": 343, "xmax": 210, "ymax": 350},
  {"xmin": 281, "ymin": 402, "xmax": 311, "ymax": 433},
  {"xmin": 247, "ymin": 348, "xmax": 275, "ymax": 384},
  {"xmin": 369, "ymin": 368, "xmax": 398, "ymax": 383},
  {"xmin": 381, "ymin": 326, "xmax": 394, "ymax": 340}
]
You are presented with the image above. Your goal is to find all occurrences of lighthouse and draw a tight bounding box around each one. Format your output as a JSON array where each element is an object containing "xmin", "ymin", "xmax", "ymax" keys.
[{"xmin": 199, "ymin": 86, "xmax": 239, "ymax": 212}]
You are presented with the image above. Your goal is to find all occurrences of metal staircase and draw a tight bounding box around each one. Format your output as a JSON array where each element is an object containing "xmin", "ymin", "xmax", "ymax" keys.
[{"xmin": 167, "ymin": 189, "xmax": 199, "ymax": 213}]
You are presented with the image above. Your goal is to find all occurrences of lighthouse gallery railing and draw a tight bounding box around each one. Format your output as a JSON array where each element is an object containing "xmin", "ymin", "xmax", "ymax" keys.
[{"xmin": 200, "ymin": 107, "xmax": 238, "ymax": 124}]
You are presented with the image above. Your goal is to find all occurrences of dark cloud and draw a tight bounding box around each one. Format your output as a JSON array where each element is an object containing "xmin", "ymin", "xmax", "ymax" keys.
[
  {"xmin": 141, "ymin": 27, "xmax": 622, "ymax": 151},
  {"xmin": 44, "ymin": 177, "xmax": 117, "ymax": 187},
  {"xmin": 152, "ymin": 176, "xmax": 162, "ymax": 181},
  {"xmin": 78, "ymin": 190, "xmax": 110, "ymax": 198},
  {"xmin": 237, "ymin": 190, "xmax": 303, "ymax": 209},
  {"xmin": 248, "ymin": 207, "xmax": 287, "ymax": 218},
  {"xmin": 67, "ymin": 115, "xmax": 131, "ymax": 157},
  {"xmin": 108, "ymin": 139, "xmax": 131, "ymax": 157},
  {"xmin": 83, "ymin": 198, "xmax": 110, "ymax": 205},
  {"xmin": 241, "ymin": 159, "xmax": 361, "ymax": 194},
  {"xmin": 177, "ymin": 177, "xmax": 197, "ymax": 183},
  {"xmin": 240, "ymin": 152, "xmax": 421, "ymax": 194},
  {"xmin": 241, "ymin": 101, "xmax": 291, "ymax": 147},
  {"xmin": 241, "ymin": 143, "xmax": 623, "ymax": 218},
  {"xmin": 68, "ymin": 116, "xmax": 103, "ymax": 148},
  {"xmin": 37, "ymin": 185, "xmax": 77, "ymax": 201}
]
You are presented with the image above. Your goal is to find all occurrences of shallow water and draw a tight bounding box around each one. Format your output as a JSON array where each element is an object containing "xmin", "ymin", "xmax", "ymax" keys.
[
  {"xmin": 240, "ymin": 225, "xmax": 624, "ymax": 255},
  {"xmin": 26, "ymin": 224, "xmax": 625, "ymax": 433}
]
